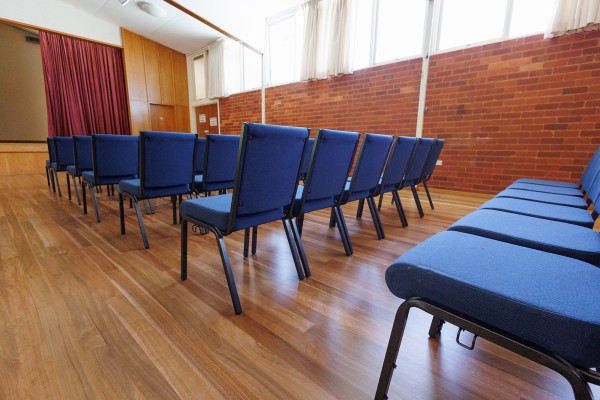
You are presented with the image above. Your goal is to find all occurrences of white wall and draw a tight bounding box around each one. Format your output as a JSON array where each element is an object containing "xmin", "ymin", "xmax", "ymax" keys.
[{"xmin": 0, "ymin": 0, "xmax": 121, "ymax": 46}]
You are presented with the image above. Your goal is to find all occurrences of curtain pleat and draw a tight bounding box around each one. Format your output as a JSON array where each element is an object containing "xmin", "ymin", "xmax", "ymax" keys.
[
  {"xmin": 39, "ymin": 31, "xmax": 130, "ymax": 137},
  {"xmin": 546, "ymin": 0, "xmax": 600, "ymax": 38}
]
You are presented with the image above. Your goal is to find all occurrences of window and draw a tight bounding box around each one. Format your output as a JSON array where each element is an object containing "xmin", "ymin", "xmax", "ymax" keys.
[
  {"xmin": 375, "ymin": 0, "xmax": 427, "ymax": 64},
  {"xmin": 268, "ymin": 13, "xmax": 302, "ymax": 85},
  {"xmin": 193, "ymin": 54, "xmax": 207, "ymax": 100},
  {"xmin": 438, "ymin": 0, "xmax": 508, "ymax": 51},
  {"xmin": 243, "ymin": 47, "xmax": 262, "ymax": 91},
  {"xmin": 224, "ymin": 40, "xmax": 241, "ymax": 95},
  {"xmin": 509, "ymin": 0, "xmax": 554, "ymax": 38},
  {"xmin": 353, "ymin": 0, "xmax": 374, "ymax": 70}
]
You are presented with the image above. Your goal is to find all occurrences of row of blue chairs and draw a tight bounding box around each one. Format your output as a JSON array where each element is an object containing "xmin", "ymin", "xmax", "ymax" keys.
[{"xmin": 376, "ymin": 147, "xmax": 600, "ymax": 398}]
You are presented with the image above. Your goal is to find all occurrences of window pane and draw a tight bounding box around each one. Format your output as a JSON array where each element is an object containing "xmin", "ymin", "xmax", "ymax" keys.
[
  {"xmin": 353, "ymin": 0, "xmax": 373, "ymax": 69},
  {"xmin": 193, "ymin": 54, "xmax": 206, "ymax": 100},
  {"xmin": 224, "ymin": 39, "xmax": 241, "ymax": 95},
  {"xmin": 375, "ymin": 0, "xmax": 426, "ymax": 63},
  {"xmin": 243, "ymin": 46, "xmax": 262, "ymax": 90},
  {"xmin": 269, "ymin": 16, "xmax": 296, "ymax": 85},
  {"xmin": 510, "ymin": 0, "xmax": 553, "ymax": 38},
  {"xmin": 438, "ymin": 0, "xmax": 507, "ymax": 51}
]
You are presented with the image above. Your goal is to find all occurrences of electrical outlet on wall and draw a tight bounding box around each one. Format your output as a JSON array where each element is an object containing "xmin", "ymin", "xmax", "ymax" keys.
[{"xmin": 436, "ymin": 160, "xmax": 443, "ymax": 166}]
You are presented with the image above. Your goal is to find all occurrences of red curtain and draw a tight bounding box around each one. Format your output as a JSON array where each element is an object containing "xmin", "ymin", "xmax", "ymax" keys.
[{"xmin": 39, "ymin": 31, "xmax": 130, "ymax": 137}]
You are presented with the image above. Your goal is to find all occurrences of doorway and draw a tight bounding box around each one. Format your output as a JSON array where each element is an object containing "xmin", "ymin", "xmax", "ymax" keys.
[{"xmin": 194, "ymin": 103, "xmax": 219, "ymax": 137}]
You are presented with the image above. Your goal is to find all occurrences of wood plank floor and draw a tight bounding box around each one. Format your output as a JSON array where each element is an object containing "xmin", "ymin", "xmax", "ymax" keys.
[{"xmin": 1, "ymin": 173, "xmax": 598, "ymax": 399}]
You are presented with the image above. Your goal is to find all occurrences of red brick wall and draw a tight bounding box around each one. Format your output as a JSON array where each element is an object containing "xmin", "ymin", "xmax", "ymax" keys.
[
  {"xmin": 424, "ymin": 31, "xmax": 600, "ymax": 194},
  {"xmin": 219, "ymin": 31, "xmax": 600, "ymax": 194}
]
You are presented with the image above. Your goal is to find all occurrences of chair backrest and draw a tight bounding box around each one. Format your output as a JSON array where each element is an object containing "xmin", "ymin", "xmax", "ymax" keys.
[
  {"xmin": 91, "ymin": 134, "xmax": 139, "ymax": 183},
  {"xmin": 139, "ymin": 131, "xmax": 197, "ymax": 197},
  {"xmin": 47, "ymin": 137, "xmax": 56, "ymax": 163},
  {"xmin": 194, "ymin": 137, "xmax": 206, "ymax": 175},
  {"xmin": 421, "ymin": 138, "xmax": 445, "ymax": 181},
  {"xmin": 380, "ymin": 136, "xmax": 419, "ymax": 190},
  {"xmin": 402, "ymin": 138, "xmax": 435, "ymax": 187},
  {"xmin": 229, "ymin": 123, "xmax": 308, "ymax": 228},
  {"xmin": 203, "ymin": 134, "xmax": 240, "ymax": 189},
  {"xmin": 580, "ymin": 146, "xmax": 600, "ymax": 191},
  {"xmin": 53, "ymin": 137, "xmax": 74, "ymax": 169},
  {"xmin": 297, "ymin": 129, "xmax": 360, "ymax": 211},
  {"xmin": 345, "ymin": 133, "xmax": 394, "ymax": 199},
  {"xmin": 299, "ymin": 137, "xmax": 316, "ymax": 180},
  {"xmin": 72, "ymin": 136, "xmax": 93, "ymax": 175}
]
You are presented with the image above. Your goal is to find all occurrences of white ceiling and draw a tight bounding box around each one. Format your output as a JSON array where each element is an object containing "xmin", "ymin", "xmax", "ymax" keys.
[{"xmin": 59, "ymin": 0, "xmax": 303, "ymax": 54}]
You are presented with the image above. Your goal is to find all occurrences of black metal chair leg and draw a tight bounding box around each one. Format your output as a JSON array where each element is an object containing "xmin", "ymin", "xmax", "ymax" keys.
[
  {"xmin": 366, "ymin": 197, "xmax": 385, "ymax": 240},
  {"xmin": 243, "ymin": 228, "xmax": 250, "ymax": 257},
  {"xmin": 55, "ymin": 172, "xmax": 62, "ymax": 197},
  {"xmin": 66, "ymin": 173, "xmax": 72, "ymax": 201},
  {"xmin": 411, "ymin": 185, "xmax": 425, "ymax": 218},
  {"xmin": 89, "ymin": 183, "xmax": 101, "ymax": 222},
  {"xmin": 296, "ymin": 213, "xmax": 304, "ymax": 236},
  {"xmin": 378, "ymin": 193, "xmax": 384, "ymax": 211},
  {"xmin": 428, "ymin": 316, "xmax": 445, "ymax": 338},
  {"xmin": 334, "ymin": 206, "xmax": 353, "ymax": 256},
  {"xmin": 50, "ymin": 169, "xmax": 56, "ymax": 192},
  {"xmin": 45, "ymin": 167, "xmax": 50, "ymax": 187},
  {"xmin": 82, "ymin": 182, "xmax": 88, "ymax": 215},
  {"xmin": 133, "ymin": 198, "xmax": 149, "ymax": 249},
  {"xmin": 181, "ymin": 219, "xmax": 188, "ymax": 280},
  {"xmin": 290, "ymin": 218, "xmax": 310, "ymax": 278},
  {"xmin": 329, "ymin": 207, "xmax": 336, "ymax": 228},
  {"xmin": 119, "ymin": 194, "xmax": 126, "ymax": 234},
  {"xmin": 214, "ymin": 231, "xmax": 242, "ymax": 314},
  {"xmin": 71, "ymin": 173, "xmax": 81, "ymax": 205},
  {"xmin": 171, "ymin": 195, "xmax": 177, "ymax": 224},
  {"xmin": 251, "ymin": 226, "xmax": 257, "ymax": 254},
  {"xmin": 357, "ymin": 198, "xmax": 365, "ymax": 219},
  {"xmin": 423, "ymin": 180, "xmax": 434, "ymax": 209},
  {"xmin": 149, "ymin": 199, "xmax": 155, "ymax": 214},
  {"xmin": 282, "ymin": 219, "xmax": 305, "ymax": 280},
  {"xmin": 392, "ymin": 190, "xmax": 408, "ymax": 228}
]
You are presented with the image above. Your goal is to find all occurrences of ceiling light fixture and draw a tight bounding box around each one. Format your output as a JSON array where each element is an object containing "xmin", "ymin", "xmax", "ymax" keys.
[
  {"xmin": 119, "ymin": 0, "xmax": 131, "ymax": 6},
  {"xmin": 137, "ymin": 1, "xmax": 168, "ymax": 18}
]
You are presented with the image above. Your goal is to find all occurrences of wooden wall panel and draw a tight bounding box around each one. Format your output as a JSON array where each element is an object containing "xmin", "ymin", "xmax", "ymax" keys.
[
  {"xmin": 121, "ymin": 30, "xmax": 147, "ymax": 102},
  {"xmin": 172, "ymin": 52, "xmax": 189, "ymax": 107},
  {"xmin": 175, "ymin": 106, "xmax": 191, "ymax": 132},
  {"xmin": 0, "ymin": 143, "xmax": 46, "ymax": 174},
  {"xmin": 129, "ymin": 100, "xmax": 150, "ymax": 136},
  {"xmin": 158, "ymin": 44, "xmax": 175, "ymax": 105},
  {"xmin": 143, "ymin": 39, "xmax": 161, "ymax": 104},
  {"xmin": 150, "ymin": 104, "xmax": 176, "ymax": 132}
]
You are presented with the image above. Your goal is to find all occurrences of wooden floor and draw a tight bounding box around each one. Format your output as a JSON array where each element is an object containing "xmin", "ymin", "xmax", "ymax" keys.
[{"xmin": 1, "ymin": 173, "xmax": 598, "ymax": 400}]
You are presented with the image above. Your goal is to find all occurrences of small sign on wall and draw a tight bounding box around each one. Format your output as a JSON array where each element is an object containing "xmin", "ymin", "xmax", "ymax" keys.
[
  {"xmin": 209, "ymin": 117, "xmax": 218, "ymax": 127},
  {"xmin": 199, "ymin": 114, "xmax": 206, "ymax": 123}
]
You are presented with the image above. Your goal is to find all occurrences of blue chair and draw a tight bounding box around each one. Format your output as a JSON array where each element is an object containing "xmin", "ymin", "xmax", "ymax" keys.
[
  {"xmin": 66, "ymin": 136, "xmax": 93, "ymax": 205},
  {"xmin": 418, "ymin": 138, "xmax": 445, "ymax": 209},
  {"xmin": 82, "ymin": 135, "xmax": 139, "ymax": 222},
  {"xmin": 180, "ymin": 123, "xmax": 309, "ymax": 314},
  {"xmin": 46, "ymin": 137, "xmax": 56, "ymax": 191},
  {"xmin": 193, "ymin": 137, "xmax": 206, "ymax": 182},
  {"xmin": 50, "ymin": 137, "xmax": 74, "ymax": 198},
  {"xmin": 377, "ymin": 231, "xmax": 600, "ymax": 400},
  {"xmin": 332, "ymin": 133, "xmax": 393, "ymax": 254},
  {"xmin": 371, "ymin": 136, "xmax": 419, "ymax": 228},
  {"xmin": 118, "ymin": 131, "xmax": 197, "ymax": 249},
  {"xmin": 298, "ymin": 137, "xmax": 316, "ymax": 181},
  {"xmin": 287, "ymin": 129, "xmax": 360, "ymax": 276},
  {"xmin": 193, "ymin": 134, "xmax": 239, "ymax": 196}
]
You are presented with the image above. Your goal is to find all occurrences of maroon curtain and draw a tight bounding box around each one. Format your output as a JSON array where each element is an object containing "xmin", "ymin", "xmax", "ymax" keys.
[{"xmin": 39, "ymin": 31, "xmax": 130, "ymax": 137}]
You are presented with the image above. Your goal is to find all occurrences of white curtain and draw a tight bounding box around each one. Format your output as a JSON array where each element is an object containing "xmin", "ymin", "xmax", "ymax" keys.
[
  {"xmin": 300, "ymin": 0, "xmax": 354, "ymax": 81},
  {"xmin": 207, "ymin": 39, "xmax": 226, "ymax": 98},
  {"xmin": 546, "ymin": 0, "xmax": 600, "ymax": 38}
]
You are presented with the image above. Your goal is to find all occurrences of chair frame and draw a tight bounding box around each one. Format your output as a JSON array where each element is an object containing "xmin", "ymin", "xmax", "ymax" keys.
[
  {"xmin": 181, "ymin": 124, "xmax": 308, "ymax": 315},
  {"xmin": 66, "ymin": 136, "xmax": 92, "ymax": 206},
  {"xmin": 46, "ymin": 138, "xmax": 57, "ymax": 191},
  {"xmin": 375, "ymin": 297, "xmax": 600, "ymax": 400}
]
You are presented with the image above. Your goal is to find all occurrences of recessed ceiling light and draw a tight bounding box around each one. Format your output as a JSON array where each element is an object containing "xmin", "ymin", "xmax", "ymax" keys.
[
  {"xmin": 137, "ymin": 1, "xmax": 167, "ymax": 18},
  {"xmin": 119, "ymin": 0, "xmax": 131, "ymax": 6}
]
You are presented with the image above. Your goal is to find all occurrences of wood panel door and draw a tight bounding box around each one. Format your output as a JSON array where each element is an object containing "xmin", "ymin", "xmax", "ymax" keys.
[
  {"xmin": 149, "ymin": 104, "xmax": 176, "ymax": 132},
  {"xmin": 195, "ymin": 104, "xmax": 219, "ymax": 137}
]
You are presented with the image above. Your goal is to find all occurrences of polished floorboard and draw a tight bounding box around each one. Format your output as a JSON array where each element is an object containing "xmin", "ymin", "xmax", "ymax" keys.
[{"xmin": 1, "ymin": 173, "xmax": 598, "ymax": 399}]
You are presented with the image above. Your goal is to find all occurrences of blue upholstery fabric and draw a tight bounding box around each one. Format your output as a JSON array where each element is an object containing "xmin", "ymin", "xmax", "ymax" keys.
[
  {"xmin": 507, "ymin": 182, "xmax": 584, "ymax": 197},
  {"xmin": 379, "ymin": 136, "xmax": 418, "ymax": 192},
  {"xmin": 291, "ymin": 129, "xmax": 360, "ymax": 215},
  {"xmin": 194, "ymin": 137, "xmax": 206, "ymax": 174},
  {"xmin": 479, "ymin": 197, "xmax": 594, "ymax": 228},
  {"xmin": 235, "ymin": 123, "xmax": 308, "ymax": 216},
  {"xmin": 66, "ymin": 165, "xmax": 77, "ymax": 175},
  {"xmin": 46, "ymin": 160, "xmax": 51, "ymax": 167},
  {"xmin": 199, "ymin": 134, "xmax": 239, "ymax": 192},
  {"xmin": 403, "ymin": 138, "xmax": 434, "ymax": 185},
  {"xmin": 72, "ymin": 136, "xmax": 93, "ymax": 176},
  {"xmin": 47, "ymin": 138, "xmax": 56, "ymax": 163},
  {"xmin": 495, "ymin": 188, "xmax": 588, "ymax": 209},
  {"xmin": 299, "ymin": 138, "xmax": 316, "ymax": 180},
  {"xmin": 91, "ymin": 134, "xmax": 139, "ymax": 184},
  {"xmin": 513, "ymin": 178, "xmax": 579, "ymax": 189},
  {"xmin": 53, "ymin": 137, "xmax": 74, "ymax": 170},
  {"xmin": 119, "ymin": 179, "xmax": 191, "ymax": 200},
  {"xmin": 139, "ymin": 131, "xmax": 196, "ymax": 193},
  {"xmin": 386, "ymin": 231, "xmax": 600, "ymax": 368},
  {"xmin": 338, "ymin": 133, "xmax": 393, "ymax": 204},
  {"xmin": 420, "ymin": 138, "xmax": 445, "ymax": 180},
  {"xmin": 449, "ymin": 209, "xmax": 600, "ymax": 265}
]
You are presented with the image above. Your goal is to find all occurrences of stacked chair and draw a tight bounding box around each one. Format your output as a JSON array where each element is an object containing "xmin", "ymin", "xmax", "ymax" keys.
[
  {"xmin": 418, "ymin": 138, "xmax": 445, "ymax": 210},
  {"xmin": 193, "ymin": 134, "xmax": 239, "ymax": 196},
  {"xmin": 49, "ymin": 137, "xmax": 74, "ymax": 198},
  {"xmin": 66, "ymin": 136, "xmax": 93, "ymax": 205},
  {"xmin": 180, "ymin": 123, "xmax": 309, "ymax": 314},
  {"xmin": 45, "ymin": 137, "xmax": 56, "ymax": 190},
  {"xmin": 376, "ymin": 147, "xmax": 600, "ymax": 399}
]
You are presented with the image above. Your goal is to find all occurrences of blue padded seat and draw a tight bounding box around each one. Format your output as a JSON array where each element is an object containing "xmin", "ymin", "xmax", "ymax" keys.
[
  {"xmin": 449, "ymin": 209, "xmax": 600, "ymax": 265},
  {"xmin": 514, "ymin": 178, "xmax": 579, "ymax": 189},
  {"xmin": 507, "ymin": 182, "xmax": 584, "ymax": 197},
  {"xmin": 118, "ymin": 179, "xmax": 190, "ymax": 200},
  {"xmin": 386, "ymin": 231, "xmax": 600, "ymax": 368},
  {"xmin": 479, "ymin": 197, "xmax": 594, "ymax": 228},
  {"xmin": 495, "ymin": 188, "xmax": 589, "ymax": 209}
]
